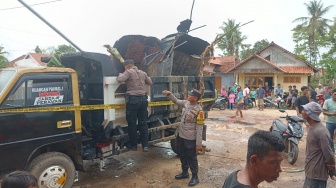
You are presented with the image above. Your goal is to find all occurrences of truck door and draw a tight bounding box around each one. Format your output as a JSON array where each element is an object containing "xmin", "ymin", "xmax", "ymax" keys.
[{"xmin": 0, "ymin": 73, "xmax": 75, "ymax": 173}]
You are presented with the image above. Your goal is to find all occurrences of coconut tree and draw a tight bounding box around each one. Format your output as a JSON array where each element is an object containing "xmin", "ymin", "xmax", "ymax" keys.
[
  {"xmin": 292, "ymin": 0, "xmax": 333, "ymax": 64},
  {"xmin": 217, "ymin": 19, "xmax": 247, "ymax": 60}
]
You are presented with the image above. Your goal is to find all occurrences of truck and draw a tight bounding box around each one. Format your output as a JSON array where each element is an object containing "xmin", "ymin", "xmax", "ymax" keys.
[{"xmin": 0, "ymin": 38, "xmax": 215, "ymax": 187}]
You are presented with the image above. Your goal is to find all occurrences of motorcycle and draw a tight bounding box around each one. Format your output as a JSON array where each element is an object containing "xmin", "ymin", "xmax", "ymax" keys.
[
  {"xmin": 211, "ymin": 96, "xmax": 228, "ymax": 110},
  {"xmin": 247, "ymin": 98, "xmax": 254, "ymax": 109},
  {"xmin": 279, "ymin": 92, "xmax": 291, "ymax": 109},
  {"xmin": 270, "ymin": 109, "xmax": 304, "ymax": 165},
  {"xmin": 263, "ymin": 96, "xmax": 279, "ymax": 108}
]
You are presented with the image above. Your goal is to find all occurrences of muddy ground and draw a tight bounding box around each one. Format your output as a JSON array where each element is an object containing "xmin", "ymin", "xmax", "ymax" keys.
[{"xmin": 74, "ymin": 108, "xmax": 336, "ymax": 188}]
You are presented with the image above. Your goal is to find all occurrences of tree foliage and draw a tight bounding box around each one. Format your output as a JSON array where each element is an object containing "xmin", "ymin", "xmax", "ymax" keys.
[
  {"xmin": 292, "ymin": 0, "xmax": 334, "ymax": 64},
  {"xmin": 0, "ymin": 45, "xmax": 9, "ymax": 69},
  {"xmin": 217, "ymin": 19, "xmax": 247, "ymax": 60},
  {"xmin": 34, "ymin": 46, "xmax": 43, "ymax": 53},
  {"xmin": 43, "ymin": 44, "xmax": 77, "ymax": 54},
  {"xmin": 320, "ymin": 16, "xmax": 336, "ymax": 83},
  {"xmin": 240, "ymin": 39, "xmax": 270, "ymax": 60}
]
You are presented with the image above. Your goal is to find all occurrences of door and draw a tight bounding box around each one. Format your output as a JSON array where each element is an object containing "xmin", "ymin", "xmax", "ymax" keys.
[
  {"xmin": 0, "ymin": 73, "xmax": 75, "ymax": 173},
  {"xmin": 215, "ymin": 77, "xmax": 222, "ymax": 95}
]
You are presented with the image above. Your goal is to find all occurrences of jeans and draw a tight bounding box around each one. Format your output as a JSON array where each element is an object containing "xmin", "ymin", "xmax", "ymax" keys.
[
  {"xmin": 229, "ymin": 103, "xmax": 234, "ymax": 110},
  {"xmin": 326, "ymin": 122, "xmax": 336, "ymax": 153},
  {"xmin": 126, "ymin": 95, "xmax": 149, "ymax": 148}
]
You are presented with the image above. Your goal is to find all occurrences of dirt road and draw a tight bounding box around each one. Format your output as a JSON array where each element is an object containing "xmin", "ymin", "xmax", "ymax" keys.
[{"xmin": 74, "ymin": 108, "xmax": 336, "ymax": 188}]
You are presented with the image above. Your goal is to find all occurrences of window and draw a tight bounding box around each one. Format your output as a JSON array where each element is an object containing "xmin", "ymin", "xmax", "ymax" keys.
[
  {"xmin": 284, "ymin": 76, "xmax": 301, "ymax": 83},
  {"xmin": 2, "ymin": 75, "xmax": 72, "ymax": 108},
  {"xmin": 265, "ymin": 55, "xmax": 271, "ymax": 61},
  {"xmin": 245, "ymin": 76, "xmax": 265, "ymax": 88}
]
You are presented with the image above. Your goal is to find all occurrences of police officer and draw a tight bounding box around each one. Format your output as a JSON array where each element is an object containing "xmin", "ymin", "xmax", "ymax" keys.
[
  {"xmin": 117, "ymin": 59, "xmax": 153, "ymax": 152},
  {"xmin": 162, "ymin": 89, "xmax": 203, "ymax": 187}
]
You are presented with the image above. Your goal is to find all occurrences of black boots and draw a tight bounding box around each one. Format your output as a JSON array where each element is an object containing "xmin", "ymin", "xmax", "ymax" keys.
[
  {"xmin": 175, "ymin": 173, "xmax": 199, "ymax": 186},
  {"xmin": 188, "ymin": 175, "xmax": 199, "ymax": 186},
  {"xmin": 175, "ymin": 172, "xmax": 189, "ymax": 179}
]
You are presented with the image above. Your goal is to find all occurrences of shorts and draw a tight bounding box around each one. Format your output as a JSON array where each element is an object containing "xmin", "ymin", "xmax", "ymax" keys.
[
  {"xmin": 250, "ymin": 98, "xmax": 255, "ymax": 102},
  {"xmin": 303, "ymin": 177, "xmax": 326, "ymax": 188},
  {"xmin": 292, "ymin": 97, "xmax": 297, "ymax": 103},
  {"xmin": 258, "ymin": 98, "xmax": 264, "ymax": 106},
  {"xmin": 237, "ymin": 103, "xmax": 243, "ymax": 110}
]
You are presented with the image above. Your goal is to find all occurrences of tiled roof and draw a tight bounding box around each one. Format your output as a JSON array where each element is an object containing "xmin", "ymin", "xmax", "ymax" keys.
[
  {"xmin": 227, "ymin": 54, "xmax": 286, "ymax": 73},
  {"xmin": 257, "ymin": 42, "xmax": 319, "ymax": 72},
  {"xmin": 209, "ymin": 56, "xmax": 238, "ymax": 73},
  {"xmin": 7, "ymin": 55, "xmax": 25, "ymax": 67},
  {"xmin": 7, "ymin": 53, "xmax": 52, "ymax": 67},
  {"xmin": 29, "ymin": 53, "xmax": 52, "ymax": 66},
  {"xmin": 280, "ymin": 66, "xmax": 314, "ymax": 74},
  {"xmin": 208, "ymin": 56, "xmax": 236, "ymax": 65}
]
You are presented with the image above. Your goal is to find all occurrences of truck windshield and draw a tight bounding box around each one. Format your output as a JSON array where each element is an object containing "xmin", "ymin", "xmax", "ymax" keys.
[{"xmin": 0, "ymin": 70, "xmax": 16, "ymax": 95}]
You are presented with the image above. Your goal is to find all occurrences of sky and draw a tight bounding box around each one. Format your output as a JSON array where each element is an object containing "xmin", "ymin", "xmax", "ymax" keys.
[{"xmin": 0, "ymin": 0, "xmax": 335, "ymax": 61}]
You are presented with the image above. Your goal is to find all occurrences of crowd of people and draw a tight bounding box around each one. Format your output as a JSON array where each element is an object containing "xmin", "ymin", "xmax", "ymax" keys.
[{"xmin": 218, "ymin": 82, "xmax": 336, "ymax": 188}]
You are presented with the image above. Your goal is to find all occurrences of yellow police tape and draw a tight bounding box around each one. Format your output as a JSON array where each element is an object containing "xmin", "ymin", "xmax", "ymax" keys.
[{"xmin": 0, "ymin": 98, "xmax": 215, "ymax": 113}]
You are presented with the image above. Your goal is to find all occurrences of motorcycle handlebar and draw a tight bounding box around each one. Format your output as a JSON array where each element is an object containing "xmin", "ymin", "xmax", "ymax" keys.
[{"xmin": 280, "ymin": 116, "xmax": 286, "ymax": 118}]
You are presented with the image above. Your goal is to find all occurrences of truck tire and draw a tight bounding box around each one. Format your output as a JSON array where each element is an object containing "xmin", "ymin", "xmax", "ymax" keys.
[
  {"xmin": 170, "ymin": 138, "xmax": 180, "ymax": 155},
  {"xmin": 28, "ymin": 152, "xmax": 75, "ymax": 188}
]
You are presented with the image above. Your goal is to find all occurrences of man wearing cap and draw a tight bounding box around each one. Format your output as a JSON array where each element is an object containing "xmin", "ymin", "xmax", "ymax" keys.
[
  {"xmin": 301, "ymin": 102, "xmax": 336, "ymax": 188},
  {"xmin": 162, "ymin": 89, "xmax": 203, "ymax": 186},
  {"xmin": 117, "ymin": 59, "xmax": 153, "ymax": 152}
]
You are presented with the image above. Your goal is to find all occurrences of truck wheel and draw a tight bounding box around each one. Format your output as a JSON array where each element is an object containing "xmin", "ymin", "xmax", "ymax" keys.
[
  {"xmin": 28, "ymin": 152, "xmax": 75, "ymax": 188},
  {"xmin": 288, "ymin": 141, "xmax": 299, "ymax": 165},
  {"xmin": 170, "ymin": 138, "xmax": 180, "ymax": 155}
]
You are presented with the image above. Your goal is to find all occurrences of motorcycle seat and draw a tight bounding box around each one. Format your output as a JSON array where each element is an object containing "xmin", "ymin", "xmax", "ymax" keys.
[{"xmin": 273, "ymin": 119, "xmax": 287, "ymax": 132}]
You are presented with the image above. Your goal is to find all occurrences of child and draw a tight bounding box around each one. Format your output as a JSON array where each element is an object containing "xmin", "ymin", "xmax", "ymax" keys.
[
  {"xmin": 1, "ymin": 171, "xmax": 37, "ymax": 188},
  {"xmin": 235, "ymin": 87, "xmax": 244, "ymax": 118},
  {"xmin": 250, "ymin": 87, "xmax": 257, "ymax": 107},
  {"xmin": 228, "ymin": 91, "xmax": 235, "ymax": 110}
]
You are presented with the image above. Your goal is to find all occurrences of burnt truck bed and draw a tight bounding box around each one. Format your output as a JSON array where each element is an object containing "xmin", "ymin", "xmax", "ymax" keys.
[{"xmin": 57, "ymin": 52, "xmax": 215, "ymax": 158}]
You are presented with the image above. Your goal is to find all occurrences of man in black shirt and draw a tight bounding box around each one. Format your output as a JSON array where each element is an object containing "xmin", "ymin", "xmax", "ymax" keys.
[
  {"xmin": 222, "ymin": 130, "xmax": 285, "ymax": 188},
  {"xmin": 308, "ymin": 86, "xmax": 317, "ymax": 102},
  {"xmin": 295, "ymin": 86, "xmax": 310, "ymax": 117},
  {"xmin": 290, "ymin": 85, "xmax": 299, "ymax": 110}
]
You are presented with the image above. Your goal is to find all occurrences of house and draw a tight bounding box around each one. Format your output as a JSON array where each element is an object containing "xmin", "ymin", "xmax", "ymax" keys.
[
  {"xmin": 205, "ymin": 56, "xmax": 238, "ymax": 90},
  {"xmin": 227, "ymin": 42, "xmax": 319, "ymax": 93},
  {"xmin": 7, "ymin": 53, "xmax": 52, "ymax": 67}
]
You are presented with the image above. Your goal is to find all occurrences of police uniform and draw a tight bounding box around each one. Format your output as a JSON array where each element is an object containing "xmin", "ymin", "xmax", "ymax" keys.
[
  {"xmin": 166, "ymin": 89, "xmax": 203, "ymax": 186},
  {"xmin": 116, "ymin": 60, "xmax": 153, "ymax": 151}
]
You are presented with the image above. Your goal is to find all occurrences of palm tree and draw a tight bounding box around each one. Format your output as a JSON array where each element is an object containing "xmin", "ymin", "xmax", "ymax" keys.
[
  {"xmin": 217, "ymin": 19, "xmax": 247, "ymax": 60},
  {"xmin": 293, "ymin": 0, "xmax": 333, "ymax": 64}
]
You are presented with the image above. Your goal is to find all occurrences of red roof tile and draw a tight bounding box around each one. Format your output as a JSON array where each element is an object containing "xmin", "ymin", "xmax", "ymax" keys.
[
  {"xmin": 7, "ymin": 55, "xmax": 25, "ymax": 67},
  {"xmin": 280, "ymin": 66, "xmax": 314, "ymax": 74},
  {"xmin": 209, "ymin": 56, "xmax": 238, "ymax": 73},
  {"xmin": 208, "ymin": 56, "xmax": 236, "ymax": 65},
  {"xmin": 7, "ymin": 53, "xmax": 52, "ymax": 67},
  {"xmin": 29, "ymin": 53, "xmax": 52, "ymax": 66}
]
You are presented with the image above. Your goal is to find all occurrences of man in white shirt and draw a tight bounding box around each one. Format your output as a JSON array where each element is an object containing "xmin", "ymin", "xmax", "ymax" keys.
[
  {"xmin": 315, "ymin": 84, "xmax": 324, "ymax": 96},
  {"xmin": 243, "ymin": 84, "xmax": 250, "ymax": 110}
]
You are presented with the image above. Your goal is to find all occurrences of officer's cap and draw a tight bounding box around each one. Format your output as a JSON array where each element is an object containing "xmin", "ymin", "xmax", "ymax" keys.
[{"xmin": 190, "ymin": 89, "xmax": 202, "ymax": 99}]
